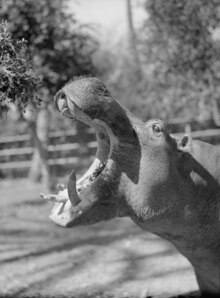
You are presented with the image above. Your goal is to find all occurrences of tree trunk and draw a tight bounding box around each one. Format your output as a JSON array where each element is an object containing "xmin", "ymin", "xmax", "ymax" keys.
[
  {"xmin": 28, "ymin": 107, "xmax": 52, "ymax": 190},
  {"xmin": 211, "ymin": 96, "xmax": 220, "ymax": 127},
  {"xmin": 126, "ymin": 0, "xmax": 142, "ymax": 80},
  {"xmin": 207, "ymin": 72, "xmax": 220, "ymax": 127}
]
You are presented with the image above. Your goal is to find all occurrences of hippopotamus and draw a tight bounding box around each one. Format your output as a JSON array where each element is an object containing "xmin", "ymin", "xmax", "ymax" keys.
[{"xmin": 41, "ymin": 77, "xmax": 220, "ymax": 296}]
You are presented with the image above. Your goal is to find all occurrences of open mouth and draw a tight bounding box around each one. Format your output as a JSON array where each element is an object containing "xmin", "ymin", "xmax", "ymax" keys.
[{"xmin": 41, "ymin": 94, "xmax": 113, "ymax": 227}]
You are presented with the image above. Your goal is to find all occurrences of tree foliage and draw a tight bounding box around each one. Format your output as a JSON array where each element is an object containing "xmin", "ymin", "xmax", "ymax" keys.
[
  {"xmin": 145, "ymin": 0, "xmax": 220, "ymax": 77},
  {"xmin": 0, "ymin": 0, "xmax": 99, "ymax": 186},
  {"xmin": 0, "ymin": 0, "xmax": 98, "ymax": 104},
  {"xmin": 0, "ymin": 22, "xmax": 40, "ymax": 111},
  {"xmin": 103, "ymin": 0, "xmax": 220, "ymax": 123},
  {"xmin": 138, "ymin": 0, "xmax": 220, "ymax": 121}
]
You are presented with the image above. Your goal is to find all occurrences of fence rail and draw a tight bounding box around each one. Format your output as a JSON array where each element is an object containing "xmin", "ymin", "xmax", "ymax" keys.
[
  {"xmin": 0, "ymin": 156, "xmax": 94, "ymax": 170},
  {"xmin": 0, "ymin": 127, "xmax": 96, "ymax": 176},
  {"xmin": 0, "ymin": 141, "xmax": 97, "ymax": 157},
  {"xmin": 0, "ymin": 128, "xmax": 94, "ymax": 144},
  {"xmin": 1, "ymin": 126, "xmax": 220, "ymax": 176},
  {"xmin": 174, "ymin": 128, "xmax": 220, "ymax": 138}
]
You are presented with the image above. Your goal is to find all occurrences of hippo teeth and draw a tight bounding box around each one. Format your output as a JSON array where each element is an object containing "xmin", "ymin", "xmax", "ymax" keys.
[
  {"xmin": 67, "ymin": 164, "xmax": 107, "ymax": 207},
  {"xmin": 41, "ymin": 159, "xmax": 108, "ymax": 227},
  {"xmin": 61, "ymin": 107, "xmax": 73, "ymax": 118},
  {"xmin": 76, "ymin": 161, "xmax": 106, "ymax": 193},
  {"xmin": 67, "ymin": 170, "xmax": 81, "ymax": 206},
  {"xmin": 89, "ymin": 162, "xmax": 106, "ymax": 181}
]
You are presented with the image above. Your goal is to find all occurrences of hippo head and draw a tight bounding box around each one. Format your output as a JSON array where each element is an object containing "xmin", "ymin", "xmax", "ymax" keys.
[
  {"xmin": 41, "ymin": 77, "xmax": 220, "ymax": 296},
  {"xmin": 42, "ymin": 77, "xmax": 190, "ymax": 229}
]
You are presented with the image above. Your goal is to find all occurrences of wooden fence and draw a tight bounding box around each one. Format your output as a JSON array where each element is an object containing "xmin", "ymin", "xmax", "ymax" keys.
[
  {"xmin": 0, "ymin": 127, "xmax": 96, "ymax": 177},
  {"xmin": 1, "ymin": 125, "xmax": 220, "ymax": 178}
]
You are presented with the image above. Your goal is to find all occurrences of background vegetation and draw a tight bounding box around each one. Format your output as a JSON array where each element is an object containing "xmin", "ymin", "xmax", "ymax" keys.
[
  {"xmin": 0, "ymin": 22, "xmax": 40, "ymax": 113},
  {"xmin": 1, "ymin": 0, "xmax": 220, "ymax": 186},
  {"xmin": 103, "ymin": 0, "xmax": 220, "ymax": 123},
  {"xmin": 0, "ymin": 0, "xmax": 98, "ymax": 188}
]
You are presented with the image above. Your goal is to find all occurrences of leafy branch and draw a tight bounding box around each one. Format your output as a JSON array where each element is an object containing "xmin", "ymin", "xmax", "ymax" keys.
[{"xmin": 0, "ymin": 21, "xmax": 41, "ymax": 112}]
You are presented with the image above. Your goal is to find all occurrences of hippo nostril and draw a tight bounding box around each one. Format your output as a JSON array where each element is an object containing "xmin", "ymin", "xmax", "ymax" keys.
[
  {"xmin": 60, "ymin": 91, "xmax": 66, "ymax": 100},
  {"xmin": 54, "ymin": 91, "xmax": 68, "ymax": 112}
]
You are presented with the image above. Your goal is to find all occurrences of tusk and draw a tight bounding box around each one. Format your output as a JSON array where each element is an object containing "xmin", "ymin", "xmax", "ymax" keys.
[{"xmin": 67, "ymin": 170, "xmax": 81, "ymax": 206}]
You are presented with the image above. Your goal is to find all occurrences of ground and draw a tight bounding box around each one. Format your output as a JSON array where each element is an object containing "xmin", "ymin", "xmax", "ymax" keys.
[{"xmin": 0, "ymin": 179, "xmax": 199, "ymax": 298}]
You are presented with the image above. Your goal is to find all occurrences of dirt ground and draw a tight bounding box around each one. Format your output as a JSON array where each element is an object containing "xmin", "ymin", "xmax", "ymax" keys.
[{"xmin": 0, "ymin": 179, "xmax": 199, "ymax": 298}]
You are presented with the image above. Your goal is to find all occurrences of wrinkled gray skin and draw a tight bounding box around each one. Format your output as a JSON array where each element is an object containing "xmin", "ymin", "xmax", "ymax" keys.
[{"xmin": 42, "ymin": 77, "xmax": 220, "ymax": 296}]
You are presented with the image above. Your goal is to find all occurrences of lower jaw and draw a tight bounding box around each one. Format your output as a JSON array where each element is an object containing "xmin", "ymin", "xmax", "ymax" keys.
[
  {"xmin": 41, "ymin": 118, "xmax": 121, "ymax": 226},
  {"xmin": 48, "ymin": 157, "xmax": 120, "ymax": 228}
]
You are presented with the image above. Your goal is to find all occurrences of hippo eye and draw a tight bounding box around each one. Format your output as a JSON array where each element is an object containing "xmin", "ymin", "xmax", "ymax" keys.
[{"xmin": 152, "ymin": 124, "xmax": 162, "ymax": 134}]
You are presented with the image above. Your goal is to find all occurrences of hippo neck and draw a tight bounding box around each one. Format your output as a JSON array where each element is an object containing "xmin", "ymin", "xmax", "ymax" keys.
[
  {"xmin": 171, "ymin": 226, "xmax": 220, "ymax": 294},
  {"xmin": 110, "ymin": 115, "xmax": 143, "ymax": 185}
]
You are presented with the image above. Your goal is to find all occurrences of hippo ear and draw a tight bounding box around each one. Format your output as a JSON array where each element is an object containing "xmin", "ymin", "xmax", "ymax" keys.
[{"xmin": 177, "ymin": 135, "xmax": 192, "ymax": 153}]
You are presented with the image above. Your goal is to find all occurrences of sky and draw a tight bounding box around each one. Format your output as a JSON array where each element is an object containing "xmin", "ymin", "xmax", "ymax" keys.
[{"xmin": 70, "ymin": 0, "xmax": 146, "ymax": 40}]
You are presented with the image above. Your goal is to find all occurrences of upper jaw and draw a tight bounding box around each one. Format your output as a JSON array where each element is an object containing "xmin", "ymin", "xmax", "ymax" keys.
[
  {"xmin": 60, "ymin": 97, "xmax": 91, "ymax": 125},
  {"xmin": 45, "ymin": 85, "xmax": 139, "ymax": 227},
  {"xmin": 55, "ymin": 90, "xmax": 117, "ymax": 162}
]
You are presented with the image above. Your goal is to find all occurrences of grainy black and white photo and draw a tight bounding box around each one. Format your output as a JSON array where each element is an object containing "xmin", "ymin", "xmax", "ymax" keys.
[{"xmin": 0, "ymin": 0, "xmax": 220, "ymax": 297}]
